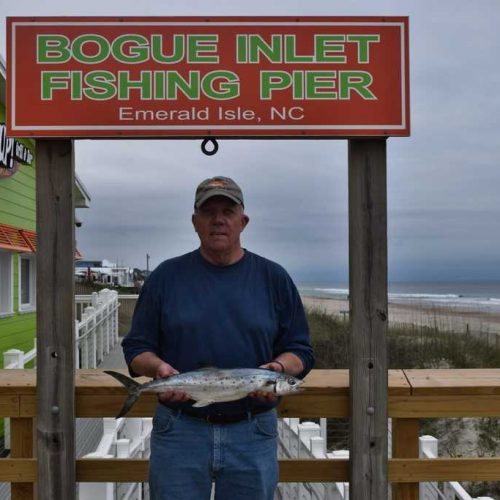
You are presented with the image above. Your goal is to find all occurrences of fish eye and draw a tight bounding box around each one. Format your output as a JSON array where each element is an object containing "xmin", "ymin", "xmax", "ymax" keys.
[{"xmin": 288, "ymin": 378, "xmax": 297, "ymax": 385}]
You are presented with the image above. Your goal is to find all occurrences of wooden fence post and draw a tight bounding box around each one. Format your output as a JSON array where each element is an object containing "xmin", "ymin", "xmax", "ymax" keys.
[
  {"xmin": 348, "ymin": 139, "xmax": 388, "ymax": 499},
  {"xmin": 10, "ymin": 417, "xmax": 35, "ymax": 500},
  {"xmin": 36, "ymin": 139, "xmax": 76, "ymax": 499},
  {"xmin": 392, "ymin": 418, "xmax": 419, "ymax": 499}
]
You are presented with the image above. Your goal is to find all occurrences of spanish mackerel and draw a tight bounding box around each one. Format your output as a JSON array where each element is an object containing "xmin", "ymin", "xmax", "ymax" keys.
[{"xmin": 104, "ymin": 367, "xmax": 303, "ymax": 418}]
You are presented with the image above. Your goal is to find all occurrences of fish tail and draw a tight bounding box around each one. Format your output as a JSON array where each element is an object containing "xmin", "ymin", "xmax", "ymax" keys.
[{"xmin": 104, "ymin": 370, "xmax": 142, "ymax": 418}]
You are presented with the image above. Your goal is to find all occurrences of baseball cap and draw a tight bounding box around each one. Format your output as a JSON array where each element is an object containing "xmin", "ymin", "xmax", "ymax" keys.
[{"xmin": 194, "ymin": 176, "xmax": 244, "ymax": 209}]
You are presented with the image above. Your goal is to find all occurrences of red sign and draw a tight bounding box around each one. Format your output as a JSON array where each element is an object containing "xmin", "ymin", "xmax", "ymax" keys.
[{"xmin": 7, "ymin": 17, "xmax": 409, "ymax": 138}]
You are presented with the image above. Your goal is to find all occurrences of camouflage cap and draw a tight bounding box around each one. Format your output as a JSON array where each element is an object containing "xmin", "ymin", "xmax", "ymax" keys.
[{"xmin": 194, "ymin": 176, "xmax": 244, "ymax": 209}]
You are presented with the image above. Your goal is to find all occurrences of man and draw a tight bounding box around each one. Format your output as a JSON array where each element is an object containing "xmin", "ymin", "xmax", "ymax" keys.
[{"xmin": 122, "ymin": 176, "xmax": 314, "ymax": 500}]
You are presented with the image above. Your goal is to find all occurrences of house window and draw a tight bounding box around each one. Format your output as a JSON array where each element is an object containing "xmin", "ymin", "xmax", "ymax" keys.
[
  {"xmin": 19, "ymin": 255, "xmax": 36, "ymax": 311},
  {"xmin": 0, "ymin": 251, "xmax": 13, "ymax": 315}
]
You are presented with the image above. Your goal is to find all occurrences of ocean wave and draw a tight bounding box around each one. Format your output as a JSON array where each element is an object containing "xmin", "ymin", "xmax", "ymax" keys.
[
  {"xmin": 389, "ymin": 293, "xmax": 461, "ymax": 300},
  {"xmin": 313, "ymin": 287, "xmax": 349, "ymax": 295},
  {"xmin": 300, "ymin": 285, "xmax": 500, "ymax": 311}
]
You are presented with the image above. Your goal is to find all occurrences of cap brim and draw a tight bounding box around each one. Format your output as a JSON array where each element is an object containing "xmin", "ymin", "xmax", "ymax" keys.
[{"xmin": 195, "ymin": 190, "xmax": 242, "ymax": 208}]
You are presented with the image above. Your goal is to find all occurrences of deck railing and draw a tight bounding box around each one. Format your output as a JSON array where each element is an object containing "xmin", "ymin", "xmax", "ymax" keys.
[
  {"xmin": 276, "ymin": 419, "xmax": 494, "ymax": 500},
  {"xmin": 0, "ymin": 369, "xmax": 499, "ymax": 499}
]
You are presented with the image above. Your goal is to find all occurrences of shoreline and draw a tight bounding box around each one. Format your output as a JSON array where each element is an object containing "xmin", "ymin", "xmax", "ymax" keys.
[{"xmin": 301, "ymin": 295, "xmax": 500, "ymax": 336}]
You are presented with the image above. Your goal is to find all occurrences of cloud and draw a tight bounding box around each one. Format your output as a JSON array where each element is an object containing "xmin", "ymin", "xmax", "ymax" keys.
[{"xmin": 2, "ymin": 0, "xmax": 500, "ymax": 282}]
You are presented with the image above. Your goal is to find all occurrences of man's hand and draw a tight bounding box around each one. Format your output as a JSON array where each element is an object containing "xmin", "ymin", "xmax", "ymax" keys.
[
  {"xmin": 156, "ymin": 362, "xmax": 191, "ymax": 404},
  {"xmin": 248, "ymin": 361, "xmax": 283, "ymax": 403},
  {"xmin": 130, "ymin": 353, "xmax": 191, "ymax": 403}
]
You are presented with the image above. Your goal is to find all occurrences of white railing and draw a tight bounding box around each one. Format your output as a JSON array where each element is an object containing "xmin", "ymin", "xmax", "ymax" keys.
[
  {"xmin": 3, "ymin": 339, "xmax": 37, "ymax": 369},
  {"xmin": 3, "ymin": 289, "xmax": 120, "ymax": 452},
  {"xmin": 277, "ymin": 419, "xmax": 494, "ymax": 500},
  {"xmin": 79, "ymin": 417, "xmax": 153, "ymax": 500},
  {"xmin": 75, "ymin": 289, "xmax": 120, "ymax": 368},
  {"xmin": 4, "ymin": 289, "xmax": 120, "ymax": 371}
]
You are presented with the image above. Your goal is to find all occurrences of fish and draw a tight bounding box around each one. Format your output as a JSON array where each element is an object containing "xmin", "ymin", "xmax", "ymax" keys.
[{"xmin": 104, "ymin": 367, "xmax": 303, "ymax": 418}]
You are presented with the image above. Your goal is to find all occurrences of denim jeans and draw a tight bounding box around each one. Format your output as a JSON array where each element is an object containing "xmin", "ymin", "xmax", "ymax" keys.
[{"xmin": 149, "ymin": 404, "xmax": 279, "ymax": 500}]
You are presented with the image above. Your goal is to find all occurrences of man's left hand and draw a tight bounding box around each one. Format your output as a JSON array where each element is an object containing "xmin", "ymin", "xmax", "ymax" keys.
[{"xmin": 248, "ymin": 361, "xmax": 283, "ymax": 403}]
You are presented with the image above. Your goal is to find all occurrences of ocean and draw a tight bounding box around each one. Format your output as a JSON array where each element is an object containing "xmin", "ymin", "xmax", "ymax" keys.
[{"xmin": 298, "ymin": 281, "xmax": 500, "ymax": 314}]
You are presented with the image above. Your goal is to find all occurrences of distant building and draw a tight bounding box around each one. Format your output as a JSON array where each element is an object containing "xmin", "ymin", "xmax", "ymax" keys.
[{"xmin": 75, "ymin": 259, "xmax": 135, "ymax": 288}]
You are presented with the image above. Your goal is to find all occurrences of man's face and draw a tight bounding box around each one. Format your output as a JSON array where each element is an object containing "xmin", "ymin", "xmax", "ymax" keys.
[{"xmin": 192, "ymin": 196, "xmax": 249, "ymax": 255}]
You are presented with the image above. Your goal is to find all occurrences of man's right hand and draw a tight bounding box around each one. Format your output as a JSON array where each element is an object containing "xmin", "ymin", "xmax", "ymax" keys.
[{"xmin": 156, "ymin": 362, "xmax": 191, "ymax": 404}]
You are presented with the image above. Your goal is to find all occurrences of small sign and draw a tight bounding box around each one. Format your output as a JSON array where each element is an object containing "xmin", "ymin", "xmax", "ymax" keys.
[
  {"xmin": 0, "ymin": 123, "xmax": 34, "ymax": 178},
  {"xmin": 7, "ymin": 17, "xmax": 409, "ymax": 138}
]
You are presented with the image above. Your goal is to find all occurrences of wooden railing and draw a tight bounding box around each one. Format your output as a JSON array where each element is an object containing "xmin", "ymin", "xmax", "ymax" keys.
[{"xmin": 0, "ymin": 369, "xmax": 499, "ymax": 499}]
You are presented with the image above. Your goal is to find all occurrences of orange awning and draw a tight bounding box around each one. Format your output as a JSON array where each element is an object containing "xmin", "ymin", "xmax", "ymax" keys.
[
  {"xmin": 0, "ymin": 223, "xmax": 33, "ymax": 252},
  {"xmin": 0, "ymin": 223, "xmax": 83, "ymax": 258}
]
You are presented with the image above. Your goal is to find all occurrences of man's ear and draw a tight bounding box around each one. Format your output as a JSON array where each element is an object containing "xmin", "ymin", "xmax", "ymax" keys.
[
  {"xmin": 241, "ymin": 214, "xmax": 250, "ymax": 230},
  {"xmin": 192, "ymin": 213, "xmax": 198, "ymax": 232}
]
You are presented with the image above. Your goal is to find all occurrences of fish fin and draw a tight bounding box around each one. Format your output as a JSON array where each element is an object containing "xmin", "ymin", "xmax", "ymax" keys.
[
  {"xmin": 104, "ymin": 370, "xmax": 142, "ymax": 418},
  {"xmin": 192, "ymin": 400, "xmax": 215, "ymax": 407}
]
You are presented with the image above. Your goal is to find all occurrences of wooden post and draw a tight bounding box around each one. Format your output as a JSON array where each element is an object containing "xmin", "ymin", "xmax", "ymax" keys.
[
  {"xmin": 10, "ymin": 418, "xmax": 35, "ymax": 500},
  {"xmin": 36, "ymin": 139, "xmax": 76, "ymax": 499},
  {"xmin": 392, "ymin": 418, "xmax": 420, "ymax": 499},
  {"xmin": 348, "ymin": 139, "xmax": 388, "ymax": 499}
]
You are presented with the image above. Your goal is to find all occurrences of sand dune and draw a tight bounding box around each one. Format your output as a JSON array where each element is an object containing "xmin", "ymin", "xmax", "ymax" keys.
[{"xmin": 301, "ymin": 295, "xmax": 500, "ymax": 336}]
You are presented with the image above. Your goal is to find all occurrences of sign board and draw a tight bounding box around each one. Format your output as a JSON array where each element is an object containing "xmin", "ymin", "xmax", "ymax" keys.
[
  {"xmin": 0, "ymin": 123, "xmax": 34, "ymax": 177},
  {"xmin": 7, "ymin": 16, "xmax": 409, "ymax": 138}
]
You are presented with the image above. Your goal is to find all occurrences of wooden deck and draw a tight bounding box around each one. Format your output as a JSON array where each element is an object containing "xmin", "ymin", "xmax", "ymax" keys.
[{"xmin": 0, "ymin": 368, "xmax": 499, "ymax": 499}]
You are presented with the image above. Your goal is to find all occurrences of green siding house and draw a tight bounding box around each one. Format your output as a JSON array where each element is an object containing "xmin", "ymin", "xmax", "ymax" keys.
[{"xmin": 0, "ymin": 57, "xmax": 90, "ymax": 368}]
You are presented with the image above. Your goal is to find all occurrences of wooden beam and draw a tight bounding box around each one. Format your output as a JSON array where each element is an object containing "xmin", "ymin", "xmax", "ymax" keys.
[
  {"xmin": 389, "ymin": 458, "xmax": 500, "ymax": 482},
  {"xmin": 348, "ymin": 139, "xmax": 388, "ymax": 499},
  {"xmin": 36, "ymin": 140, "xmax": 76, "ymax": 499},
  {"xmin": 3, "ymin": 456, "xmax": 500, "ymax": 484}
]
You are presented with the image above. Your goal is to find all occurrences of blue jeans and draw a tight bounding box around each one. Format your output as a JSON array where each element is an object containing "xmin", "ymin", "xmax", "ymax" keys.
[{"xmin": 149, "ymin": 404, "xmax": 279, "ymax": 500}]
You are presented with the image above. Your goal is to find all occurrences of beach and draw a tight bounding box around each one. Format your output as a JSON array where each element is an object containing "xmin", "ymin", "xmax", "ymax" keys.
[{"xmin": 301, "ymin": 295, "xmax": 500, "ymax": 337}]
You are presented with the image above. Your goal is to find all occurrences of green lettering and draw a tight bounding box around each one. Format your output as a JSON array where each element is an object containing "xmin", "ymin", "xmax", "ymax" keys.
[
  {"xmin": 41, "ymin": 71, "xmax": 70, "ymax": 99},
  {"xmin": 202, "ymin": 71, "xmax": 239, "ymax": 100},
  {"xmin": 315, "ymin": 35, "xmax": 346, "ymax": 63},
  {"xmin": 83, "ymin": 71, "xmax": 117, "ymax": 100},
  {"xmin": 166, "ymin": 71, "xmax": 200, "ymax": 99},
  {"xmin": 284, "ymin": 35, "xmax": 314, "ymax": 63},
  {"xmin": 339, "ymin": 71, "xmax": 375, "ymax": 99},
  {"xmin": 236, "ymin": 34, "xmax": 247, "ymax": 63},
  {"xmin": 37, "ymin": 35, "xmax": 70, "ymax": 63},
  {"xmin": 154, "ymin": 71, "xmax": 166, "ymax": 99},
  {"xmin": 72, "ymin": 34, "xmax": 110, "ymax": 64},
  {"xmin": 305, "ymin": 71, "xmax": 337, "ymax": 99},
  {"xmin": 111, "ymin": 34, "xmax": 149, "ymax": 63},
  {"xmin": 248, "ymin": 35, "xmax": 282, "ymax": 63},
  {"xmin": 151, "ymin": 34, "xmax": 185, "ymax": 63},
  {"xmin": 347, "ymin": 35, "xmax": 380, "ymax": 63},
  {"xmin": 118, "ymin": 71, "xmax": 151, "ymax": 99},
  {"xmin": 71, "ymin": 71, "xmax": 82, "ymax": 100},
  {"xmin": 260, "ymin": 71, "xmax": 292, "ymax": 99},
  {"xmin": 188, "ymin": 35, "xmax": 219, "ymax": 63}
]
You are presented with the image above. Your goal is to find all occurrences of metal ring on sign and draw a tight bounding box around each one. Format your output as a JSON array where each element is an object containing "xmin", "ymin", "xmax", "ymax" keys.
[{"xmin": 201, "ymin": 138, "xmax": 219, "ymax": 156}]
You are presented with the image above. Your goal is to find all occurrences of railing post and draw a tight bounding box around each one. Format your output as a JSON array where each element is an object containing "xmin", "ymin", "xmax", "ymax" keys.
[
  {"xmin": 75, "ymin": 320, "xmax": 81, "ymax": 369},
  {"xmin": 419, "ymin": 435, "xmax": 438, "ymax": 500},
  {"xmin": 114, "ymin": 292, "xmax": 120, "ymax": 344},
  {"xmin": 3, "ymin": 349, "xmax": 24, "ymax": 368},
  {"xmin": 10, "ymin": 417, "xmax": 35, "ymax": 500},
  {"xmin": 4, "ymin": 349, "xmax": 25, "ymax": 450},
  {"xmin": 85, "ymin": 306, "xmax": 97, "ymax": 368},
  {"xmin": 392, "ymin": 418, "xmax": 419, "ymax": 499}
]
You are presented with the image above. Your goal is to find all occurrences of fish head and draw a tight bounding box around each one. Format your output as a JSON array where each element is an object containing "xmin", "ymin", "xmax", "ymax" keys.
[{"xmin": 274, "ymin": 375, "xmax": 303, "ymax": 395}]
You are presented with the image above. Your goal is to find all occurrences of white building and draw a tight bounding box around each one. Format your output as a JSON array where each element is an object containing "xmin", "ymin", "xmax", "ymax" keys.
[{"xmin": 75, "ymin": 259, "xmax": 134, "ymax": 287}]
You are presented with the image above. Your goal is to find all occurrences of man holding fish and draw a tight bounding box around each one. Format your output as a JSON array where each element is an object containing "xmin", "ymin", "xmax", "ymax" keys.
[{"xmin": 121, "ymin": 176, "xmax": 314, "ymax": 500}]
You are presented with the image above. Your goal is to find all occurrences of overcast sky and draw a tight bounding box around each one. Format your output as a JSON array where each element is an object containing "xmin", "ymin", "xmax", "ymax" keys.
[{"xmin": 1, "ymin": 0, "xmax": 500, "ymax": 283}]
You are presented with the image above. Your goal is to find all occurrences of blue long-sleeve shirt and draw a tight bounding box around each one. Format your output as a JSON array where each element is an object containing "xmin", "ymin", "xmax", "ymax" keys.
[{"xmin": 122, "ymin": 249, "xmax": 314, "ymax": 415}]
